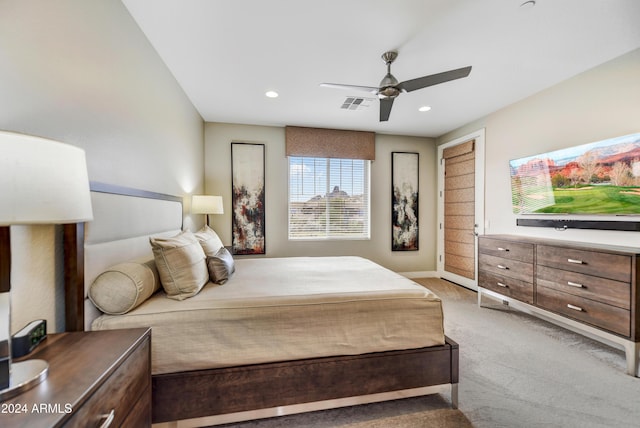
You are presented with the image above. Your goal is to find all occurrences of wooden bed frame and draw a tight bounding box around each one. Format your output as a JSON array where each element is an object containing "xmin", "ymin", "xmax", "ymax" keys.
[{"xmin": 62, "ymin": 183, "xmax": 459, "ymax": 426}]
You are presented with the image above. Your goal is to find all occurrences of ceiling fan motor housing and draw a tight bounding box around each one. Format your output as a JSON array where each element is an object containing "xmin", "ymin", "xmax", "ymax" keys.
[{"xmin": 379, "ymin": 51, "xmax": 401, "ymax": 98}]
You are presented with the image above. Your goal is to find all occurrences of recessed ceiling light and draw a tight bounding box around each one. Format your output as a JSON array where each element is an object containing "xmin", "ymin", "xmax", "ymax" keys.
[
  {"xmin": 520, "ymin": 0, "xmax": 536, "ymax": 9},
  {"xmin": 265, "ymin": 91, "xmax": 279, "ymax": 98},
  {"xmin": 418, "ymin": 105, "xmax": 432, "ymax": 112}
]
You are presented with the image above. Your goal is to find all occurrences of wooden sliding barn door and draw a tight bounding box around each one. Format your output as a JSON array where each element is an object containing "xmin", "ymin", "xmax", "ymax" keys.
[{"xmin": 438, "ymin": 133, "xmax": 484, "ymax": 290}]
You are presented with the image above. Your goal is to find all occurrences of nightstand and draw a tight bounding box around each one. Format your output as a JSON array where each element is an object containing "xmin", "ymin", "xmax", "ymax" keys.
[{"xmin": 1, "ymin": 328, "xmax": 151, "ymax": 427}]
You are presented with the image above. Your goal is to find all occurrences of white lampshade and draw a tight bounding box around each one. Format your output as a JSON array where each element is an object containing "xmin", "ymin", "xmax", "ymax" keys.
[
  {"xmin": 0, "ymin": 131, "xmax": 93, "ymax": 225},
  {"xmin": 192, "ymin": 195, "xmax": 224, "ymax": 215}
]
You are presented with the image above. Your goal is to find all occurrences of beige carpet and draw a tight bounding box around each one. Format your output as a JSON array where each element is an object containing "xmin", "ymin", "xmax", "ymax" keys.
[
  {"xmin": 216, "ymin": 395, "xmax": 470, "ymax": 428},
  {"xmin": 341, "ymin": 407, "xmax": 472, "ymax": 428},
  {"xmin": 217, "ymin": 278, "xmax": 640, "ymax": 428}
]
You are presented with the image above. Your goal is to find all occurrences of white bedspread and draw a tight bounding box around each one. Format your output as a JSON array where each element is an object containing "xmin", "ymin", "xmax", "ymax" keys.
[{"xmin": 92, "ymin": 256, "xmax": 445, "ymax": 374}]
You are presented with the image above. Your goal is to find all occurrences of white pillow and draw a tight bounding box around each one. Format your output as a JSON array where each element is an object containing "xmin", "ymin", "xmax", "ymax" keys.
[
  {"xmin": 194, "ymin": 225, "xmax": 224, "ymax": 256},
  {"xmin": 149, "ymin": 231, "xmax": 209, "ymax": 300},
  {"xmin": 89, "ymin": 259, "xmax": 160, "ymax": 315}
]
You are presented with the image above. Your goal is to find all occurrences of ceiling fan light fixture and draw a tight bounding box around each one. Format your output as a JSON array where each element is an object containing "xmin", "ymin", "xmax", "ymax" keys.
[
  {"xmin": 378, "ymin": 86, "xmax": 400, "ymax": 99},
  {"xmin": 265, "ymin": 90, "xmax": 279, "ymax": 98}
]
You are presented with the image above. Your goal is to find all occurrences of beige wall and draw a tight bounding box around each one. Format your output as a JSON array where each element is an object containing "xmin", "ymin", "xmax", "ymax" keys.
[
  {"xmin": 0, "ymin": 1, "xmax": 204, "ymax": 333},
  {"xmin": 204, "ymin": 123, "xmax": 437, "ymax": 273},
  {"xmin": 438, "ymin": 48, "xmax": 640, "ymax": 248}
]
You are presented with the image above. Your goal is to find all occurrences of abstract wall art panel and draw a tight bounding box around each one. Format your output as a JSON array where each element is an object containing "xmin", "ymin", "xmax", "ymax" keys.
[
  {"xmin": 231, "ymin": 142, "xmax": 266, "ymax": 254},
  {"xmin": 391, "ymin": 152, "xmax": 419, "ymax": 251}
]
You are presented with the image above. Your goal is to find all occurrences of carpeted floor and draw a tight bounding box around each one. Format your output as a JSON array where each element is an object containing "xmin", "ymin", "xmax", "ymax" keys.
[{"xmin": 217, "ymin": 278, "xmax": 640, "ymax": 428}]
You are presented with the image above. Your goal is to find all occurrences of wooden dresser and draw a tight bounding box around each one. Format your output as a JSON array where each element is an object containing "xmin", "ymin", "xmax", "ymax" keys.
[
  {"xmin": 1, "ymin": 328, "xmax": 151, "ymax": 427},
  {"xmin": 478, "ymin": 234, "xmax": 639, "ymax": 376}
]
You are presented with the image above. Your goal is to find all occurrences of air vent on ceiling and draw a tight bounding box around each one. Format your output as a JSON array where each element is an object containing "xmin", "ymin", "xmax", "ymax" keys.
[{"xmin": 341, "ymin": 97, "xmax": 374, "ymax": 111}]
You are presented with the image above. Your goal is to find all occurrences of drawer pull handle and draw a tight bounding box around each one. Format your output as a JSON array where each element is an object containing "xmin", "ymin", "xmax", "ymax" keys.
[
  {"xmin": 567, "ymin": 303, "xmax": 583, "ymax": 312},
  {"xmin": 497, "ymin": 247, "xmax": 509, "ymax": 252},
  {"xmin": 497, "ymin": 264, "xmax": 508, "ymax": 270},
  {"xmin": 567, "ymin": 281, "xmax": 584, "ymax": 288},
  {"xmin": 567, "ymin": 258, "xmax": 584, "ymax": 265},
  {"xmin": 497, "ymin": 282, "xmax": 508, "ymax": 288},
  {"xmin": 98, "ymin": 409, "xmax": 115, "ymax": 428}
]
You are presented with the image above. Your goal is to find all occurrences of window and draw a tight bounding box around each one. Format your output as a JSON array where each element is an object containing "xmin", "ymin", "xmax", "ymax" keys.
[{"xmin": 289, "ymin": 157, "xmax": 370, "ymax": 240}]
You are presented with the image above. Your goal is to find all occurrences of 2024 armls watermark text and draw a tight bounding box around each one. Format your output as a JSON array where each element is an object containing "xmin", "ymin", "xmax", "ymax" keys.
[{"xmin": 2, "ymin": 403, "xmax": 73, "ymax": 414}]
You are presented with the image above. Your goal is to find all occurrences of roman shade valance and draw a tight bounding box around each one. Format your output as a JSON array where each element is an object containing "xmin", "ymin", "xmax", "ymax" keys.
[
  {"xmin": 442, "ymin": 139, "xmax": 475, "ymax": 159},
  {"xmin": 285, "ymin": 126, "xmax": 375, "ymax": 160}
]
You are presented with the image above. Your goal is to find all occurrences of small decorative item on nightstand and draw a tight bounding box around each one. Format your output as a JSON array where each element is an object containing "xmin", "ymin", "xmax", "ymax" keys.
[{"xmin": 11, "ymin": 320, "xmax": 47, "ymax": 359}]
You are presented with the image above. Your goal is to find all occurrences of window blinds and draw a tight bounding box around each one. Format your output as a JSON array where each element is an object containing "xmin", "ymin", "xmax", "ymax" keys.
[{"xmin": 289, "ymin": 157, "xmax": 370, "ymax": 239}]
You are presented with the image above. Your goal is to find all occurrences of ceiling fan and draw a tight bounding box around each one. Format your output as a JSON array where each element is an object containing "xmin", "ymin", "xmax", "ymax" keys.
[{"xmin": 320, "ymin": 51, "xmax": 472, "ymax": 122}]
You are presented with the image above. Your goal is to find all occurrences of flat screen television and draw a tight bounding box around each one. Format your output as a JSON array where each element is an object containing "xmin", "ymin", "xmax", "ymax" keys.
[{"xmin": 510, "ymin": 132, "xmax": 640, "ymax": 215}]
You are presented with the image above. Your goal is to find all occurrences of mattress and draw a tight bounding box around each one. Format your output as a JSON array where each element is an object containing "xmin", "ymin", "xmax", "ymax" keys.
[{"xmin": 91, "ymin": 256, "xmax": 445, "ymax": 375}]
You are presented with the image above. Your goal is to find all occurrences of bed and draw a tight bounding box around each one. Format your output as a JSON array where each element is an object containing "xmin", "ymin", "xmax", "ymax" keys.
[{"xmin": 63, "ymin": 182, "xmax": 459, "ymax": 427}]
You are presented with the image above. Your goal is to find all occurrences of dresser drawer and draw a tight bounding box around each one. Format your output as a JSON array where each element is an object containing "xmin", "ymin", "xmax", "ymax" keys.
[
  {"xmin": 65, "ymin": 336, "xmax": 151, "ymax": 427},
  {"xmin": 479, "ymin": 237, "xmax": 533, "ymax": 263},
  {"xmin": 479, "ymin": 270, "xmax": 533, "ymax": 304},
  {"xmin": 537, "ymin": 265, "xmax": 630, "ymax": 310},
  {"xmin": 536, "ymin": 286, "xmax": 630, "ymax": 337},
  {"xmin": 536, "ymin": 245, "xmax": 631, "ymax": 283},
  {"xmin": 479, "ymin": 253, "xmax": 533, "ymax": 282}
]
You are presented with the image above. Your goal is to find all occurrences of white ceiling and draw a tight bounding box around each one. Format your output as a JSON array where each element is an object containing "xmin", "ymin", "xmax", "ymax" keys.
[{"xmin": 122, "ymin": 0, "xmax": 640, "ymax": 138}]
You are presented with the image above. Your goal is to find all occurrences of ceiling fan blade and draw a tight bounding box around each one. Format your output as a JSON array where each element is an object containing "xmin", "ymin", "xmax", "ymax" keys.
[
  {"xmin": 398, "ymin": 66, "xmax": 472, "ymax": 92},
  {"xmin": 320, "ymin": 83, "xmax": 379, "ymax": 95},
  {"xmin": 380, "ymin": 98, "xmax": 394, "ymax": 122}
]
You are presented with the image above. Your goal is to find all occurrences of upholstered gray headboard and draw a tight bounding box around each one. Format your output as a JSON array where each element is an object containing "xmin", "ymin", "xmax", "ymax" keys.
[{"xmin": 64, "ymin": 182, "xmax": 183, "ymax": 331}]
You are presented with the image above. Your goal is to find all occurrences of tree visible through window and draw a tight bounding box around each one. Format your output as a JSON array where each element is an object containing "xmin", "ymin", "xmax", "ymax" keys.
[{"xmin": 288, "ymin": 157, "xmax": 370, "ymax": 240}]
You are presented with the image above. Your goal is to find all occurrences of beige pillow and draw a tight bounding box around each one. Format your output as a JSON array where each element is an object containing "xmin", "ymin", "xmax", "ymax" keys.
[
  {"xmin": 206, "ymin": 247, "xmax": 236, "ymax": 284},
  {"xmin": 89, "ymin": 260, "xmax": 160, "ymax": 315},
  {"xmin": 150, "ymin": 231, "xmax": 209, "ymax": 300},
  {"xmin": 194, "ymin": 225, "xmax": 224, "ymax": 257}
]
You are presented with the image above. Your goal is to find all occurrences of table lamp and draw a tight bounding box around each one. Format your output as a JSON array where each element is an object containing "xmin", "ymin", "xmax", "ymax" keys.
[
  {"xmin": 191, "ymin": 195, "xmax": 223, "ymax": 226},
  {"xmin": 0, "ymin": 131, "xmax": 93, "ymax": 401}
]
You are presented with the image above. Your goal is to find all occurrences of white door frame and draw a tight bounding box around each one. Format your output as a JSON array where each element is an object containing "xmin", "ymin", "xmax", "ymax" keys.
[{"xmin": 437, "ymin": 128, "xmax": 485, "ymax": 290}]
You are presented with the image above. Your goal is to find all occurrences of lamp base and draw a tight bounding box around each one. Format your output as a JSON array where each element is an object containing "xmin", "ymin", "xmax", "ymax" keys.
[{"xmin": 0, "ymin": 359, "xmax": 48, "ymax": 401}]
